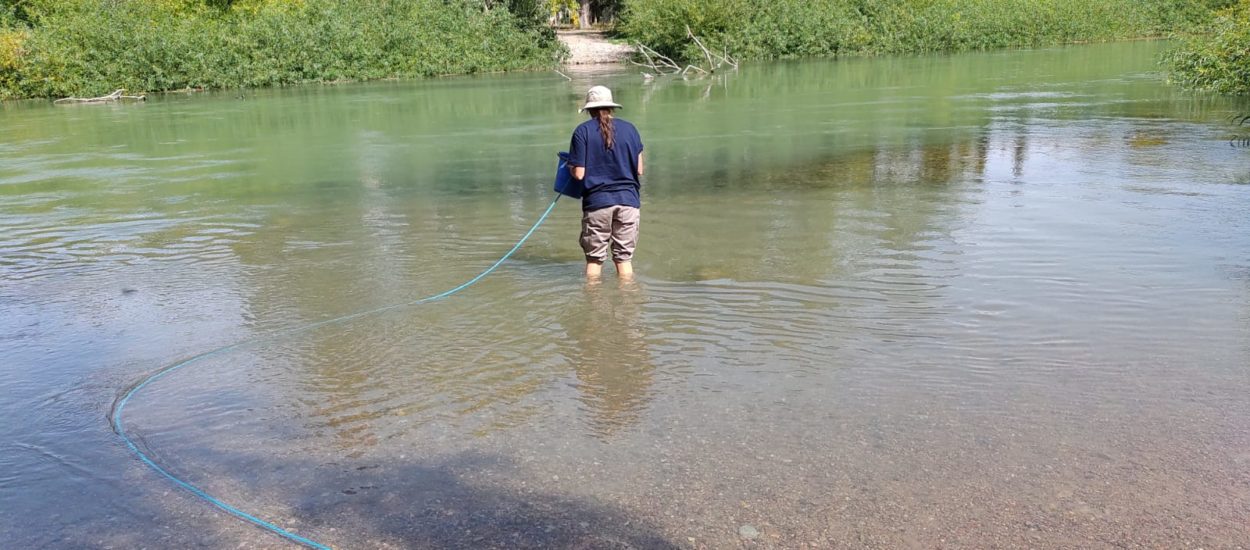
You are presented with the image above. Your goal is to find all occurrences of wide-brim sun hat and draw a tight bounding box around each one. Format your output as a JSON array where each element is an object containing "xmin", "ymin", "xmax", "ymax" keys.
[{"xmin": 580, "ymin": 85, "xmax": 623, "ymax": 112}]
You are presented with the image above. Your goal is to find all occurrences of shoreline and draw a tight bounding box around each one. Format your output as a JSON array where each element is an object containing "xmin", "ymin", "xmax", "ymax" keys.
[{"xmin": 558, "ymin": 30, "xmax": 634, "ymax": 66}]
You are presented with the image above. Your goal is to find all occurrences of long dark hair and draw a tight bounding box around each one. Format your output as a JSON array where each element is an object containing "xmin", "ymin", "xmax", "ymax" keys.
[{"xmin": 590, "ymin": 107, "xmax": 615, "ymax": 150}]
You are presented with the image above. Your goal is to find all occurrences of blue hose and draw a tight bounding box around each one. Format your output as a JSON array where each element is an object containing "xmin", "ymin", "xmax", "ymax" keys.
[{"xmin": 111, "ymin": 194, "xmax": 562, "ymax": 549}]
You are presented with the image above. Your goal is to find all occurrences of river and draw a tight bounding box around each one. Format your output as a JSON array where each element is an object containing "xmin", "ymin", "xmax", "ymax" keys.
[{"xmin": 2, "ymin": 41, "xmax": 1248, "ymax": 548}]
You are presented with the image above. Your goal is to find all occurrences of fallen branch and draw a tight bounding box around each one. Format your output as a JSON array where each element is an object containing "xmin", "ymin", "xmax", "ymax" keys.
[
  {"xmin": 687, "ymin": 25, "xmax": 716, "ymax": 72},
  {"xmin": 635, "ymin": 30, "xmax": 737, "ymax": 81},
  {"xmin": 55, "ymin": 89, "xmax": 146, "ymax": 104},
  {"xmin": 1227, "ymin": 113, "xmax": 1249, "ymax": 148},
  {"xmin": 632, "ymin": 42, "xmax": 682, "ymax": 75},
  {"xmin": 682, "ymin": 64, "xmax": 709, "ymax": 76}
]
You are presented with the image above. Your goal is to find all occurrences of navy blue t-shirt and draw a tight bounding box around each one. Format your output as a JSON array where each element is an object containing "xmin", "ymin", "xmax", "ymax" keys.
[{"xmin": 568, "ymin": 117, "xmax": 644, "ymax": 211}]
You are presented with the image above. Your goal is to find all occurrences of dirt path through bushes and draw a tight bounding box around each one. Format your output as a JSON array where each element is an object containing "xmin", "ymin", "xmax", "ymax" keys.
[{"xmin": 558, "ymin": 30, "xmax": 634, "ymax": 65}]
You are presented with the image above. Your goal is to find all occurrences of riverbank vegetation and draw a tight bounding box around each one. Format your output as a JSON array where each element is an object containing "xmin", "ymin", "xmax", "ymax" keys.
[
  {"xmin": 0, "ymin": 0, "xmax": 561, "ymax": 100},
  {"xmin": 3, "ymin": 0, "xmax": 1246, "ymax": 100},
  {"xmin": 1166, "ymin": 0, "xmax": 1250, "ymax": 95},
  {"xmin": 617, "ymin": 0, "xmax": 1234, "ymax": 63}
]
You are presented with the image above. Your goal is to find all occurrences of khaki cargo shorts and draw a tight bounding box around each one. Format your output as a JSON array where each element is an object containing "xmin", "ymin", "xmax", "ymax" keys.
[{"xmin": 580, "ymin": 205, "xmax": 640, "ymax": 263}]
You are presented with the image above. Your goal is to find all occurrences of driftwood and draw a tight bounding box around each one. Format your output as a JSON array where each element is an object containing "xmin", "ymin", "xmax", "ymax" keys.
[
  {"xmin": 1229, "ymin": 113, "xmax": 1250, "ymax": 148},
  {"xmin": 686, "ymin": 25, "xmax": 737, "ymax": 71},
  {"xmin": 632, "ymin": 28, "xmax": 738, "ymax": 80},
  {"xmin": 630, "ymin": 42, "xmax": 682, "ymax": 75},
  {"xmin": 54, "ymin": 89, "xmax": 146, "ymax": 105}
]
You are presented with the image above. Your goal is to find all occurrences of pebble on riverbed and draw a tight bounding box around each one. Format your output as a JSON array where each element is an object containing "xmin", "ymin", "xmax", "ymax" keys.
[{"xmin": 738, "ymin": 524, "xmax": 760, "ymax": 539}]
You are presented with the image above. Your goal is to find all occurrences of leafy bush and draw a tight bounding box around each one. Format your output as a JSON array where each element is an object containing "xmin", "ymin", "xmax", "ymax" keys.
[
  {"xmin": 732, "ymin": 1, "xmax": 869, "ymax": 59},
  {"xmin": 1167, "ymin": 0, "xmax": 1250, "ymax": 94},
  {"xmin": 619, "ymin": 0, "xmax": 1228, "ymax": 61},
  {"xmin": 1142, "ymin": 0, "xmax": 1239, "ymax": 34},
  {"xmin": 2, "ymin": 0, "xmax": 29, "ymax": 25},
  {"xmin": 0, "ymin": 0, "xmax": 561, "ymax": 99},
  {"xmin": 0, "ymin": 26, "xmax": 26, "ymax": 92},
  {"xmin": 618, "ymin": 0, "xmax": 753, "ymax": 61},
  {"xmin": 855, "ymin": 0, "xmax": 1156, "ymax": 53}
]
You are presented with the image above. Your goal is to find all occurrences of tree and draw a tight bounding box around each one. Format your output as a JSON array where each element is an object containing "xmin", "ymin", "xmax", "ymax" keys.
[{"xmin": 576, "ymin": 0, "xmax": 620, "ymax": 29}]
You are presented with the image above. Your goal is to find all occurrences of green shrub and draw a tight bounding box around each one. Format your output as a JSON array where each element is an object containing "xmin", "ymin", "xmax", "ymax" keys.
[
  {"xmin": 0, "ymin": 0, "xmax": 561, "ymax": 99},
  {"xmin": 618, "ymin": 0, "xmax": 753, "ymax": 61},
  {"xmin": 2, "ymin": 0, "xmax": 30, "ymax": 25},
  {"xmin": 1142, "ymin": 0, "xmax": 1239, "ymax": 34},
  {"xmin": 619, "ymin": 0, "xmax": 1227, "ymax": 62},
  {"xmin": 0, "ymin": 27, "xmax": 26, "ymax": 92},
  {"xmin": 854, "ymin": 0, "xmax": 1153, "ymax": 53},
  {"xmin": 1167, "ymin": 0, "xmax": 1250, "ymax": 94}
]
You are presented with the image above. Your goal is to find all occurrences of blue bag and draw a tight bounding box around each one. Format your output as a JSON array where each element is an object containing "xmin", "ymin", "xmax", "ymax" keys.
[{"xmin": 554, "ymin": 151, "xmax": 583, "ymax": 199}]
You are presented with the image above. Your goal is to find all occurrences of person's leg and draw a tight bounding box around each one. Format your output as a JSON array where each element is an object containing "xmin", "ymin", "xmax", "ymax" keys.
[
  {"xmin": 615, "ymin": 260, "xmax": 633, "ymax": 279},
  {"xmin": 581, "ymin": 208, "xmax": 613, "ymax": 280},
  {"xmin": 585, "ymin": 260, "xmax": 604, "ymax": 279},
  {"xmin": 610, "ymin": 206, "xmax": 640, "ymax": 279}
]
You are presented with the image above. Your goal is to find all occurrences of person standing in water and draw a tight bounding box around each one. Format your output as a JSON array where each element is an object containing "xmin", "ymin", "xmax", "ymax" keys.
[{"xmin": 567, "ymin": 85, "xmax": 645, "ymax": 281}]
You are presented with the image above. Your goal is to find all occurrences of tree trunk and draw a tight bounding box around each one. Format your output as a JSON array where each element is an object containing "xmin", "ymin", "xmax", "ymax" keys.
[{"xmin": 579, "ymin": 0, "xmax": 592, "ymax": 29}]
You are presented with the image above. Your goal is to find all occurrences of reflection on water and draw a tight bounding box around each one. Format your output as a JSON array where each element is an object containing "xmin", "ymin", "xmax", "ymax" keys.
[
  {"xmin": 564, "ymin": 280, "xmax": 653, "ymax": 438},
  {"xmin": 2, "ymin": 41, "xmax": 1249, "ymax": 547}
]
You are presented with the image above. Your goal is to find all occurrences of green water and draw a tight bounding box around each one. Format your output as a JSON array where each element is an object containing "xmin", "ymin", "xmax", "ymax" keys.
[{"xmin": 2, "ymin": 41, "xmax": 1248, "ymax": 548}]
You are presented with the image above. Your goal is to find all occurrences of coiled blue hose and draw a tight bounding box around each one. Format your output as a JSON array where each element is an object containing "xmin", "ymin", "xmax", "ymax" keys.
[{"xmin": 111, "ymin": 194, "xmax": 562, "ymax": 549}]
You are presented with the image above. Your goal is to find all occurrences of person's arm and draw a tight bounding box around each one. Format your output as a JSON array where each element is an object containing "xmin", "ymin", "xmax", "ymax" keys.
[
  {"xmin": 635, "ymin": 128, "xmax": 645, "ymax": 179},
  {"xmin": 568, "ymin": 127, "xmax": 586, "ymax": 180}
]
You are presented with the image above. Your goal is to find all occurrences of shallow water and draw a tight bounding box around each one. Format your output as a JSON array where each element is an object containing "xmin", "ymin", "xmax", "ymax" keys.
[{"xmin": 2, "ymin": 41, "xmax": 1249, "ymax": 548}]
